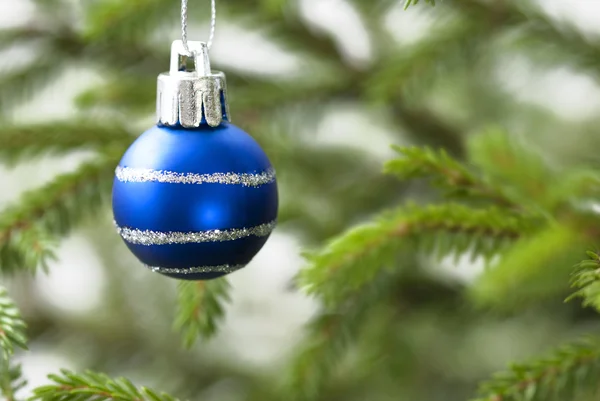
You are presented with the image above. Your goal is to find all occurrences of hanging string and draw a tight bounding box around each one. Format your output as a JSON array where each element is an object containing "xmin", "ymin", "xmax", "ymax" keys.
[{"xmin": 181, "ymin": 0, "xmax": 216, "ymax": 55}]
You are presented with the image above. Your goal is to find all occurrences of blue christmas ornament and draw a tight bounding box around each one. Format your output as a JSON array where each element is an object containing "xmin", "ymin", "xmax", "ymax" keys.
[{"xmin": 112, "ymin": 41, "xmax": 278, "ymax": 280}]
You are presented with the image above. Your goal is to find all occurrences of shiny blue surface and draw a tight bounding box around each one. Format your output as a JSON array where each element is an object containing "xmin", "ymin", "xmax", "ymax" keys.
[
  {"xmin": 118, "ymin": 124, "xmax": 272, "ymax": 174},
  {"xmin": 113, "ymin": 181, "xmax": 277, "ymax": 232},
  {"xmin": 112, "ymin": 123, "xmax": 278, "ymax": 280}
]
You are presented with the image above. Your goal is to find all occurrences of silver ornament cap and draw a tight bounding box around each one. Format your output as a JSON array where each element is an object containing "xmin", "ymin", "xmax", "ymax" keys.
[{"xmin": 157, "ymin": 40, "xmax": 230, "ymax": 128}]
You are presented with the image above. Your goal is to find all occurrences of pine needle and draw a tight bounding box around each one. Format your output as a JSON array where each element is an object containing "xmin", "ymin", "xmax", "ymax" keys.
[
  {"xmin": 174, "ymin": 279, "xmax": 231, "ymax": 347},
  {"xmin": 30, "ymin": 369, "xmax": 182, "ymax": 401}
]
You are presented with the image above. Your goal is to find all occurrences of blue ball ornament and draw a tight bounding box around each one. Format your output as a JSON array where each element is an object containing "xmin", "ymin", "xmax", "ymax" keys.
[
  {"xmin": 113, "ymin": 40, "xmax": 278, "ymax": 280},
  {"xmin": 112, "ymin": 123, "xmax": 278, "ymax": 280}
]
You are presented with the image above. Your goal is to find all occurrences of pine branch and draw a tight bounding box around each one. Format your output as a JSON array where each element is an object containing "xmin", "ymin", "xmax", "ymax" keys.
[
  {"xmin": 472, "ymin": 337, "xmax": 600, "ymax": 401},
  {"xmin": 366, "ymin": 19, "xmax": 480, "ymax": 104},
  {"xmin": 404, "ymin": 0, "xmax": 436, "ymax": 9},
  {"xmin": 30, "ymin": 369, "xmax": 182, "ymax": 401},
  {"xmin": 75, "ymin": 77, "xmax": 157, "ymax": 116},
  {"xmin": 174, "ymin": 279, "xmax": 231, "ymax": 348},
  {"xmin": 367, "ymin": 21, "xmax": 485, "ymax": 155},
  {"xmin": 466, "ymin": 127, "xmax": 558, "ymax": 210},
  {"xmin": 452, "ymin": 0, "xmax": 600, "ymax": 79},
  {"xmin": 0, "ymin": 27, "xmax": 48, "ymax": 51},
  {"xmin": 0, "ymin": 286, "xmax": 27, "ymax": 358},
  {"xmin": 0, "ymin": 152, "xmax": 120, "ymax": 273},
  {"xmin": 391, "ymin": 103, "xmax": 466, "ymax": 157},
  {"xmin": 285, "ymin": 275, "xmax": 393, "ymax": 401},
  {"xmin": 0, "ymin": 358, "xmax": 26, "ymax": 401},
  {"xmin": 84, "ymin": 0, "xmax": 176, "ymax": 43},
  {"xmin": 84, "ymin": 0, "xmax": 344, "ymax": 73},
  {"xmin": 0, "ymin": 122, "xmax": 131, "ymax": 166},
  {"xmin": 385, "ymin": 146, "xmax": 515, "ymax": 207},
  {"xmin": 222, "ymin": 0, "xmax": 344, "ymax": 66},
  {"xmin": 0, "ymin": 287, "xmax": 27, "ymax": 401},
  {"xmin": 567, "ymin": 251, "xmax": 600, "ymax": 312},
  {"xmin": 471, "ymin": 224, "xmax": 585, "ymax": 310},
  {"xmin": 0, "ymin": 54, "xmax": 65, "ymax": 115},
  {"xmin": 299, "ymin": 203, "xmax": 532, "ymax": 307}
]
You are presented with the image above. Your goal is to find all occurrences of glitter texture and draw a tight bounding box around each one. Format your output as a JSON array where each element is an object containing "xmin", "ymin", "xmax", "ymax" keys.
[
  {"xmin": 116, "ymin": 220, "xmax": 276, "ymax": 246},
  {"xmin": 115, "ymin": 166, "xmax": 275, "ymax": 187},
  {"xmin": 145, "ymin": 263, "xmax": 245, "ymax": 275}
]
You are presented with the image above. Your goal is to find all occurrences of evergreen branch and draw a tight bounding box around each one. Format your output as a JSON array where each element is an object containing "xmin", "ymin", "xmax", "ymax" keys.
[
  {"xmin": 467, "ymin": 127, "xmax": 595, "ymax": 212},
  {"xmin": 84, "ymin": 0, "xmax": 176, "ymax": 43},
  {"xmin": 0, "ymin": 286, "xmax": 27, "ymax": 358},
  {"xmin": 0, "ymin": 153, "xmax": 120, "ymax": 273},
  {"xmin": 0, "ymin": 27, "xmax": 48, "ymax": 50},
  {"xmin": 391, "ymin": 103, "xmax": 466, "ymax": 157},
  {"xmin": 367, "ymin": 22, "xmax": 484, "ymax": 155},
  {"xmin": 0, "ymin": 54, "xmax": 65, "ymax": 115},
  {"xmin": 30, "ymin": 369, "xmax": 182, "ymax": 401},
  {"xmin": 385, "ymin": 146, "xmax": 515, "ymax": 207},
  {"xmin": 222, "ymin": 0, "xmax": 344, "ymax": 65},
  {"xmin": 85, "ymin": 0, "xmax": 344, "ymax": 72},
  {"xmin": 285, "ymin": 276, "xmax": 392, "ymax": 401},
  {"xmin": 567, "ymin": 251, "xmax": 600, "ymax": 312},
  {"xmin": 174, "ymin": 279, "xmax": 231, "ymax": 348},
  {"xmin": 404, "ymin": 0, "xmax": 436, "ymax": 9},
  {"xmin": 75, "ymin": 77, "xmax": 157, "ymax": 115},
  {"xmin": 0, "ymin": 358, "xmax": 26, "ymax": 401},
  {"xmin": 466, "ymin": 128, "xmax": 556, "ymax": 209},
  {"xmin": 452, "ymin": 0, "xmax": 600, "ymax": 79},
  {"xmin": 471, "ymin": 224, "xmax": 585, "ymax": 309},
  {"xmin": 472, "ymin": 337, "xmax": 600, "ymax": 401},
  {"xmin": 0, "ymin": 122, "xmax": 131, "ymax": 166},
  {"xmin": 0, "ymin": 287, "xmax": 27, "ymax": 401},
  {"xmin": 367, "ymin": 20, "xmax": 480, "ymax": 105},
  {"xmin": 258, "ymin": 115, "xmax": 402, "ymax": 241},
  {"xmin": 299, "ymin": 203, "xmax": 531, "ymax": 306}
]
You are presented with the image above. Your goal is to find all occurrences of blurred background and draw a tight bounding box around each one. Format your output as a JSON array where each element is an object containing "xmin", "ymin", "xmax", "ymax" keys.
[{"xmin": 2, "ymin": 0, "xmax": 600, "ymax": 400}]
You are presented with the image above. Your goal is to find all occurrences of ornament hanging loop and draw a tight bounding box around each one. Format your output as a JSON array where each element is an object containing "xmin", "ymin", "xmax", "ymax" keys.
[
  {"xmin": 181, "ymin": 0, "xmax": 217, "ymax": 56},
  {"xmin": 157, "ymin": 40, "xmax": 229, "ymax": 128},
  {"xmin": 172, "ymin": 41, "xmax": 211, "ymax": 75}
]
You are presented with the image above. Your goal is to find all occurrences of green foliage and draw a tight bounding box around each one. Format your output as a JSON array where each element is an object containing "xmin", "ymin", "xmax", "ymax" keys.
[
  {"xmin": 471, "ymin": 224, "xmax": 586, "ymax": 309},
  {"xmin": 0, "ymin": 287, "xmax": 27, "ymax": 401},
  {"xmin": 0, "ymin": 0, "xmax": 599, "ymax": 401},
  {"xmin": 0, "ymin": 153, "xmax": 119, "ymax": 273},
  {"xmin": 0, "ymin": 286, "xmax": 27, "ymax": 357},
  {"xmin": 404, "ymin": 0, "xmax": 436, "ymax": 9},
  {"xmin": 0, "ymin": 359, "xmax": 26, "ymax": 401},
  {"xmin": 286, "ymin": 275, "xmax": 393, "ymax": 401},
  {"xmin": 466, "ymin": 128, "xmax": 557, "ymax": 211},
  {"xmin": 174, "ymin": 279, "xmax": 231, "ymax": 347},
  {"xmin": 385, "ymin": 146, "xmax": 514, "ymax": 206},
  {"xmin": 300, "ymin": 202, "xmax": 532, "ymax": 307},
  {"xmin": 472, "ymin": 337, "xmax": 600, "ymax": 401},
  {"xmin": 75, "ymin": 77, "xmax": 157, "ymax": 115},
  {"xmin": 83, "ymin": 0, "xmax": 176, "ymax": 42},
  {"xmin": 567, "ymin": 251, "xmax": 600, "ymax": 312},
  {"xmin": 0, "ymin": 56, "xmax": 66, "ymax": 116},
  {"xmin": 452, "ymin": 0, "xmax": 600, "ymax": 80},
  {"xmin": 0, "ymin": 122, "xmax": 131, "ymax": 166},
  {"xmin": 31, "ymin": 369, "xmax": 181, "ymax": 401}
]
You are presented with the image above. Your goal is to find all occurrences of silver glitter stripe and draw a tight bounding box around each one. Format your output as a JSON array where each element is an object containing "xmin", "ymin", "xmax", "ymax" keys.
[
  {"xmin": 145, "ymin": 263, "xmax": 245, "ymax": 275},
  {"xmin": 116, "ymin": 220, "xmax": 276, "ymax": 246},
  {"xmin": 115, "ymin": 166, "xmax": 275, "ymax": 188}
]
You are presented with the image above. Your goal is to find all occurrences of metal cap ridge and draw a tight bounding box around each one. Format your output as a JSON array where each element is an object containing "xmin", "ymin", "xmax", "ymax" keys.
[{"xmin": 157, "ymin": 40, "xmax": 230, "ymax": 128}]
